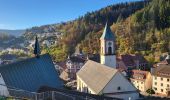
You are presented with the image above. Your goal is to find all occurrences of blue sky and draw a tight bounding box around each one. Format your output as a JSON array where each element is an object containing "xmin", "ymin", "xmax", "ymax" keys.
[{"xmin": 0, "ymin": 0, "xmax": 140, "ymax": 29}]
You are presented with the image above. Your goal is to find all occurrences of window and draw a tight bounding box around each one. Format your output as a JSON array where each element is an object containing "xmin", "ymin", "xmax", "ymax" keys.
[
  {"xmin": 161, "ymin": 78, "xmax": 163, "ymax": 81},
  {"xmin": 167, "ymin": 84, "xmax": 169, "ymax": 87},
  {"xmin": 154, "ymin": 87, "xmax": 157, "ymax": 90},
  {"xmin": 161, "ymin": 89, "xmax": 163, "ymax": 92},
  {"xmin": 137, "ymin": 86, "xmax": 139, "ymax": 89},
  {"xmin": 155, "ymin": 77, "xmax": 157, "ymax": 80},
  {"xmin": 108, "ymin": 47, "xmax": 112, "ymax": 54},
  {"xmin": 168, "ymin": 79, "xmax": 169, "ymax": 82},
  {"xmin": 117, "ymin": 87, "xmax": 121, "ymax": 90},
  {"xmin": 141, "ymin": 82, "xmax": 143, "ymax": 84},
  {"xmin": 161, "ymin": 83, "xmax": 163, "ymax": 86},
  {"xmin": 155, "ymin": 82, "xmax": 157, "ymax": 85}
]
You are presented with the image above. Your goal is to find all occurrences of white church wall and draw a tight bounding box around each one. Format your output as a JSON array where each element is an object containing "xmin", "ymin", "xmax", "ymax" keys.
[
  {"xmin": 106, "ymin": 92, "xmax": 139, "ymax": 100},
  {"xmin": 102, "ymin": 72, "xmax": 139, "ymax": 100}
]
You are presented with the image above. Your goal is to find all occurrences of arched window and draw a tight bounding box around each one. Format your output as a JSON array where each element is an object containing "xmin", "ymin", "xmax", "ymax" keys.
[
  {"xmin": 117, "ymin": 86, "xmax": 121, "ymax": 90},
  {"xmin": 108, "ymin": 47, "xmax": 112, "ymax": 54}
]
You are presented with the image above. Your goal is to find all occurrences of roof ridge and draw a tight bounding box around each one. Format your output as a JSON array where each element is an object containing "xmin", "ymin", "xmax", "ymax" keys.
[{"xmin": 0, "ymin": 53, "xmax": 50, "ymax": 68}]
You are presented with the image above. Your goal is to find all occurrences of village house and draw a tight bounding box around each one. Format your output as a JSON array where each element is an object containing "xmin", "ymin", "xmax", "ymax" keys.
[
  {"xmin": 117, "ymin": 54, "xmax": 148, "ymax": 71},
  {"xmin": 152, "ymin": 64, "xmax": 170, "ymax": 96},
  {"xmin": 157, "ymin": 54, "xmax": 170, "ymax": 66},
  {"xmin": 59, "ymin": 56, "xmax": 86, "ymax": 81},
  {"xmin": 76, "ymin": 23, "xmax": 139, "ymax": 100},
  {"xmin": 130, "ymin": 70, "xmax": 152, "ymax": 92}
]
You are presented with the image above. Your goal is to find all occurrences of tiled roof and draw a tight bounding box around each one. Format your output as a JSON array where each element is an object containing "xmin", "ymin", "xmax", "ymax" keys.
[
  {"xmin": 131, "ymin": 70, "xmax": 149, "ymax": 81},
  {"xmin": 153, "ymin": 64, "xmax": 170, "ymax": 78},
  {"xmin": 88, "ymin": 54, "xmax": 100, "ymax": 63},
  {"xmin": 68, "ymin": 56, "xmax": 86, "ymax": 63},
  {"xmin": 100, "ymin": 23, "xmax": 115, "ymax": 40},
  {"xmin": 119, "ymin": 54, "xmax": 147, "ymax": 67},
  {"xmin": 77, "ymin": 60, "xmax": 117, "ymax": 94},
  {"xmin": 157, "ymin": 59, "xmax": 170, "ymax": 65},
  {"xmin": 0, "ymin": 54, "xmax": 63, "ymax": 92}
]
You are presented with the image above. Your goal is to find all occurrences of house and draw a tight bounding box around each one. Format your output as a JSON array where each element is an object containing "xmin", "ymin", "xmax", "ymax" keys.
[
  {"xmin": 77, "ymin": 60, "xmax": 139, "ymax": 100},
  {"xmin": 76, "ymin": 23, "xmax": 139, "ymax": 100},
  {"xmin": 130, "ymin": 70, "xmax": 152, "ymax": 92},
  {"xmin": 117, "ymin": 54, "xmax": 148, "ymax": 71},
  {"xmin": 0, "ymin": 36, "xmax": 63, "ymax": 97},
  {"xmin": 60, "ymin": 56, "xmax": 86, "ymax": 81},
  {"xmin": 157, "ymin": 54, "xmax": 170, "ymax": 66},
  {"xmin": 152, "ymin": 64, "xmax": 170, "ymax": 96}
]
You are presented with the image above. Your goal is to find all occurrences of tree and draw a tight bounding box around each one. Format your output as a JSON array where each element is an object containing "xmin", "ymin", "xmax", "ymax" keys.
[{"xmin": 146, "ymin": 88, "xmax": 155, "ymax": 96}]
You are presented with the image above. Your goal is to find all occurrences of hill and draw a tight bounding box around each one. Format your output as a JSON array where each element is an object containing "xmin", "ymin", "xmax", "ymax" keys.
[
  {"xmin": 0, "ymin": 29, "xmax": 25, "ymax": 37},
  {"xmin": 111, "ymin": 0, "xmax": 170, "ymax": 63},
  {"xmin": 23, "ymin": 0, "xmax": 148, "ymax": 62}
]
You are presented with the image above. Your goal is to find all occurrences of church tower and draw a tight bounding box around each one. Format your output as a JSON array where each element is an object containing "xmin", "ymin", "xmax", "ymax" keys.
[
  {"xmin": 34, "ymin": 35, "xmax": 41, "ymax": 58},
  {"xmin": 100, "ymin": 23, "xmax": 116, "ymax": 68}
]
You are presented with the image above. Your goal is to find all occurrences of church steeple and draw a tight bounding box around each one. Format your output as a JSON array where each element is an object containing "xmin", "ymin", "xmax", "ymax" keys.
[
  {"xmin": 100, "ymin": 22, "xmax": 116, "ymax": 68},
  {"xmin": 100, "ymin": 22, "xmax": 115, "ymax": 40},
  {"xmin": 34, "ymin": 35, "xmax": 41, "ymax": 58},
  {"xmin": 100, "ymin": 23, "xmax": 116, "ymax": 55}
]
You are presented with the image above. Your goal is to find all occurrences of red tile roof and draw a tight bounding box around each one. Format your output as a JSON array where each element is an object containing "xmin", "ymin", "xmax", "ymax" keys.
[{"xmin": 131, "ymin": 70, "xmax": 149, "ymax": 81}]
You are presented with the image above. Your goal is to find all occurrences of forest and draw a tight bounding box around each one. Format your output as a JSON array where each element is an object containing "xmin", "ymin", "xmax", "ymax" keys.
[{"xmin": 25, "ymin": 0, "xmax": 170, "ymax": 64}]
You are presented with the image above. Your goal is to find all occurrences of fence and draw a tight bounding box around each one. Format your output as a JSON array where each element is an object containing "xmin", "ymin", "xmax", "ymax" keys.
[{"xmin": 0, "ymin": 89, "xmax": 96, "ymax": 100}]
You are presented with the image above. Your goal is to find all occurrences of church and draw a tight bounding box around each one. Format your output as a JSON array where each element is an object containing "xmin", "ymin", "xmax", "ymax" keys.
[
  {"xmin": 76, "ymin": 23, "xmax": 139, "ymax": 100},
  {"xmin": 0, "ymin": 36, "xmax": 63, "ymax": 97}
]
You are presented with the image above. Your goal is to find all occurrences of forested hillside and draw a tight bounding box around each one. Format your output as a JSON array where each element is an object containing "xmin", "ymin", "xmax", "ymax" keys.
[
  {"xmin": 57, "ymin": 1, "xmax": 147, "ymax": 54},
  {"xmin": 24, "ymin": 0, "xmax": 147, "ymax": 62},
  {"xmin": 112, "ymin": 0, "xmax": 170, "ymax": 63},
  {"xmin": 24, "ymin": 0, "xmax": 170, "ymax": 63}
]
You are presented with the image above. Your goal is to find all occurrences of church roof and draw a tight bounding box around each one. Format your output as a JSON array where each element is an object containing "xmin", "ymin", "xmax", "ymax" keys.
[
  {"xmin": 100, "ymin": 23, "xmax": 115, "ymax": 40},
  {"xmin": 77, "ymin": 60, "xmax": 118, "ymax": 94},
  {"xmin": 0, "ymin": 54, "xmax": 63, "ymax": 92}
]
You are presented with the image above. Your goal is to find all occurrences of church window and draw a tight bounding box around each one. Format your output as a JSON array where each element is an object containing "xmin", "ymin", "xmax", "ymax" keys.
[
  {"xmin": 108, "ymin": 47, "xmax": 112, "ymax": 54},
  {"xmin": 117, "ymin": 86, "xmax": 121, "ymax": 90}
]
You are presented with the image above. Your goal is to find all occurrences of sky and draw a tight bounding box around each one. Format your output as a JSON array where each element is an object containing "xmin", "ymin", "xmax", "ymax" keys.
[{"xmin": 0, "ymin": 0, "xmax": 141, "ymax": 30}]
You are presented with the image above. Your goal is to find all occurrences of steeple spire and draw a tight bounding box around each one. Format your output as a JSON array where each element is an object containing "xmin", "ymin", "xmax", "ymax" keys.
[
  {"xmin": 100, "ymin": 22, "xmax": 115, "ymax": 40},
  {"xmin": 34, "ymin": 35, "xmax": 41, "ymax": 58}
]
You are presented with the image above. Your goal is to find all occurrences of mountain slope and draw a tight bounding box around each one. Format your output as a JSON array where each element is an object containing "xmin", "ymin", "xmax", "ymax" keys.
[
  {"xmin": 56, "ymin": 0, "xmax": 148, "ymax": 54},
  {"xmin": 24, "ymin": 0, "xmax": 148, "ymax": 62},
  {"xmin": 0, "ymin": 29, "xmax": 25, "ymax": 37}
]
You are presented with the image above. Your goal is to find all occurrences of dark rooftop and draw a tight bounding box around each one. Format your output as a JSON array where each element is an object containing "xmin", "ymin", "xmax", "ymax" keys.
[{"xmin": 0, "ymin": 54, "xmax": 63, "ymax": 93}]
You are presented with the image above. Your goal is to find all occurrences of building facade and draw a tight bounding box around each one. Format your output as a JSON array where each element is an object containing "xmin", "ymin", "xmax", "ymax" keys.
[
  {"xmin": 77, "ymin": 60, "xmax": 139, "ymax": 100},
  {"xmin": 152, "ymin": 65, "xmax": 170, "ymax": 96},
  {"xmin": 130, "ymin": 70, "xmax": 152, "ymax": 92}
]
